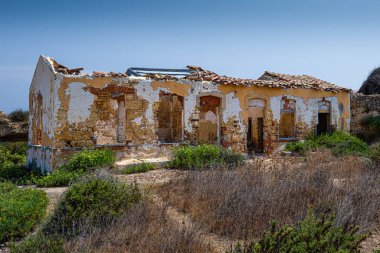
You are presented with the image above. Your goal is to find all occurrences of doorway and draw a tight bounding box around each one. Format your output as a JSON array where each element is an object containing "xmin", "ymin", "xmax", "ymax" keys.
[
  {"xmin": 199, "ymin": 96, "xmax": 220, "ymax": 144},
  {"xmin": 247, "ymin": 99, "xmax": 265, "ymax": 153},
  {"xmin": 317, "ymin": 113, "xmax": 330, "ymax": 135},
  {"xmin": 157, "ymin": 93, "xmax": 184, "ymax": 143}
]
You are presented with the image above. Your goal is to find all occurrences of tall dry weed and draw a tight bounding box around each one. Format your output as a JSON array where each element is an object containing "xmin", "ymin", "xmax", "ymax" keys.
[{"xmin": 156, "ymin": 150, "xmax": 379, "ymax": 240}]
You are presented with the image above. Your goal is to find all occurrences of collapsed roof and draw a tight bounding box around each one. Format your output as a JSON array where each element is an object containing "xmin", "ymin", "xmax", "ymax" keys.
[{"xmin": 45, "ymin": 56, "xmax": 349, "ymax": 92}]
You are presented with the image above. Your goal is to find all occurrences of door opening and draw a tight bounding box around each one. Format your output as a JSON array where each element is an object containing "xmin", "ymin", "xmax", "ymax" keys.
[
  {"xmin": 256, "ymin": 117, "xmax": 264, "ymax": 153},
  {"xmin": 317, "ymin": 113, "xmax": 330, "ymax": 135},
  {"xmin": 247, "ymin": 117, "xmax": 253, "ymax": 152},
  {"xmin": 199, "ymin": 96, "xmax": 220, "ymax": 144}
]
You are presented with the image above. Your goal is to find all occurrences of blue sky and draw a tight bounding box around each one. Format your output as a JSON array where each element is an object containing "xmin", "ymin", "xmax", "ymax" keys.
[{"xmin": 1, "ymin": 0, "xmax": 380, "ymax": 113}]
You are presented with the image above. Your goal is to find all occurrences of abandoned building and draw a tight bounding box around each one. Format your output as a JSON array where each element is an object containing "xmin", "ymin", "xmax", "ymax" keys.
[{"xmin": 28, "ymin": 56, "xmax": 351, "ymax": 171}]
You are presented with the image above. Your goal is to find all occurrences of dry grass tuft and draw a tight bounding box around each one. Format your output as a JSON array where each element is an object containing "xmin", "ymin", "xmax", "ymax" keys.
[
  {"xmin": 156, "ymin": 150, "xmax": 380, "ymax": 240},
  {"xmin": 64, "ymin": 199, "xmax": 212, "ymax": 253}
]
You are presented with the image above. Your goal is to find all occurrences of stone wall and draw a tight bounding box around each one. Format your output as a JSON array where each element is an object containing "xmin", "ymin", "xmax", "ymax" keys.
[{"xmin": 351, "ymin": 93, "xmax": 380, "ymax": 140}]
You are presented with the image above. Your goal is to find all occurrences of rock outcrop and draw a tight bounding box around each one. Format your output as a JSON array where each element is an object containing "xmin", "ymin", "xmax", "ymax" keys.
[
  {"xmin": 358, "ymin": 67, "xmax": 380, "ymax": 95},
  {"xmin": 0, "ymin": 111, "xmax": 28, "ymax": 141}
]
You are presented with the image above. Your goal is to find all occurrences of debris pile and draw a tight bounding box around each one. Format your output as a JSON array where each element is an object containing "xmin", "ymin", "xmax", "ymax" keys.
[
  {"xmin": 52, "ymin": 61, "xmax": 83, "ymax": 75},
  {"xmin": 93, "ymin": 71, "xmax": 128, "ymax": 78}
]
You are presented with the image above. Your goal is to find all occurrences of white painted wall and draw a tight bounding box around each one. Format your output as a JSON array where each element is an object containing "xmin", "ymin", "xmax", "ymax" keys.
[
  {"xmin": 66, "ymin": 82, "xmax": 95, "ymax": 124},
  {"xmin": 269, "ymin": 95, "xmax": 342, "ymax": 128},
  {"xmin": 28, "ymin": 56, "xmax": 59, "ymax": 172}
]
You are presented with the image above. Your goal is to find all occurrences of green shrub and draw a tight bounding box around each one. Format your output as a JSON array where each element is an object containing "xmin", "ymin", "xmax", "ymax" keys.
[
  {"xmin": 41, "ymin": 171, "xmax": 141, "ymax": 237},
  {"xmin": 362, "ymin": 115, "xmax": 380, "ymax": 129},
  {"xmin": 60, "ymin": 149, "xmax": 115, "ymax": 172},
  {"xmin": 0, "ymin": 164, "xmax": 29, "ymax": 182},
  {"xmin": 35, "ymin": 169, "xmax": 83, "ymax": 187},
  {"xmin": 10, "ymin": 234, "xmax": 64, "ymax": 253},
  {"xmin": 32, "ymin": 149, "xmax": 115, "ymax": 187},
  {"xmin": 0, "ymin": 142, "xmax": 39, "ymax": 185},
  {"xmin": 222, "ymin": 148, "xmax": 245, "ymax": 166},
  {"xmin": 0, "ymin": 142, "xmax": 27, "ymax": 166},
  {"xmin": 169, "ymin": 144, "xmax": 243, "ymax": 170},
  {"xmin": 0, "ymin": 181, "xmax": 17, "ymax": 192},
  {"xmin": 122, "ymin": 162, "xmax": 156, "ymax": 174},
  {"xmin": 0, "ymin": 182, "xmax": 48, "ymax": 243},
  {"xmin": 229, "ymin": 209, "xmax": 366, "ymax": 253},
  {"xmin": 7, "ymin": 109, "xmax": 29, "ymax": 122},
  {"xmin": 285, "ymin": 131, "xmax": 371, "ymax": 157}
]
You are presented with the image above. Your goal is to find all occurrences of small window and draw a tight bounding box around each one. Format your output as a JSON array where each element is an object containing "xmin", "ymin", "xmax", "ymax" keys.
[{"xmin": 279, "ymin": 98, "xmax": 295, "ymax": 139}]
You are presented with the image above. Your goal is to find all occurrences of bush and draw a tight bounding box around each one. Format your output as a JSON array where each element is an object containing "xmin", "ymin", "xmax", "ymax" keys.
[
  {"xmin": 222, "ymin": 148, "xmax": 245, "ymax": 166},
  {"xmin": 10, "ymin": 234, "xmax": 64, "ymax": 253},
  {"xmin": 169, "ymin": 144, "xmax": 244, "ymax": 170},
  {"xmin": 7, "ymin": 109, "xmax": 28, "ymax": 122},
  {"xmin": 41, "ymin": 171, "xmax": 141, "ymax": 237},
  {"xmin": 0, "ymin": 164, "xmax": 30, "ymax": 182},
  {"xmin": 229, "ymin": 209, "xmax": 366, "ymax": 253},
  {"xmin": 0, "ymin": 182, "xmax": 48, "ymax": 243},
  {"xmin": 285, "ymin": 131, "xmax": 371, "ymax": 157},
  {"xmin": 0, "ymin": 181, "xmax": 17, "ymax": 192},
  {"xmin": 362, "ymin": 115, "xmax": 380, "ymax": 129},
  {"xmin": 0, "ymin": 142, "xmax": 27, "ymax": 167},
  {"xmin": 35, "ymin": 169, "xmax": 83, "ymax": 187},
  {"xmin": 121, "ymin": 162, "xmax": 156, "ymax": 174},
  {"xmin": 32, "ymin": 149, "xmax": 116, "ymax": 187},
  {"xmin": 60, "ymin": 149, "xmax": 115, "ymax": 172},
  {"xmin": 0, "ymin": 142, "xmax": 39, "ymax": 185}
]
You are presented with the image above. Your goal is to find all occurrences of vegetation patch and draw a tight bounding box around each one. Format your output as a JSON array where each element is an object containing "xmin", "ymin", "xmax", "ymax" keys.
[
  {"xmin": 33, "ymin": 149, "xmax": 116, "ymax": 187},
  {"xmin": 121, "ymin": 162, "xmax": 156, "ymax": 174},
  {"xmin": 0, "ymin": 142, "xmax": 42, "ymax": 185},
  {"xmin": 156, "ymin": 150, "xmax": 379, "ymax": 240},
  {"xmin": 35, "ymin": 169, "xmax": 84, "ymax": 187},
  {"xmin": 7, "ymin": 109, "xmax": 28, "ymax": 122},
  {"xmin": 10, "ymin": 234, "xmax": 64, "ymax": 253},
  {"xmin": 60, "ymin": 149, "xmax": 115, "ymax": 172},
  {"xmin": 0, "ymin": 182, "xmax": 48, "ymax": 243},
  {"xmin": 41, "ymin": 171, "xmax": 141, "ymax": 237},
  {"xmin": 168, "ymin": 144, "xmax": 244, "ymax": 170},
  {"xmin": 63, "ymin": 201, "xmax": 209, "ymax": 253},
  {"xmin": 230, "ymin": 209, "xmax": 366, "ymax": 253},
  {"xmin": 285, "ymin": 131, "xmax": 371, "ymax": 157},
  {"xmin": 371, "ymin": 145, "xmax": 380, "ymax": 163},
  {"xmin": 361, "ymin": 115, "xmax": 380, "ymax": 129}
]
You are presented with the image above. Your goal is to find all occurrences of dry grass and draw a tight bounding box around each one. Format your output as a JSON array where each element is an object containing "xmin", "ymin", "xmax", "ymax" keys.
[
  {"xmin": 64, "ymin": 199, "xmax": 213, "ymax": 253},
  {"xmin": 155, "ymin": 150, "xmax": 380, "ymax": 241}
]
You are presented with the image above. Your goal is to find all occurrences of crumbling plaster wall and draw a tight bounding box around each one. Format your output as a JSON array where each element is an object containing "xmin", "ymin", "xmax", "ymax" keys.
[
  {"xmin": 28, "ymin": 57, "xmax": 351, "ymax": 171},
  {"xmin": 28, "ymin": 56, "xmax": 61, "ymax": 171}
]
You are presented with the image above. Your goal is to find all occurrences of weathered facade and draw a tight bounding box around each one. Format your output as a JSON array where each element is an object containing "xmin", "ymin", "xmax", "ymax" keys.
[{"xmin": 28, "ymin": 56, "xmax": 351, "ymax": 171}]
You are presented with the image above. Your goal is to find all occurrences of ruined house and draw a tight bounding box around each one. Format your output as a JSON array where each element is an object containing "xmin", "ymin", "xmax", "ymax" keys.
[{"xmin": 28, "ymin": 56, "xmax": 351, "ymax": 171}]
